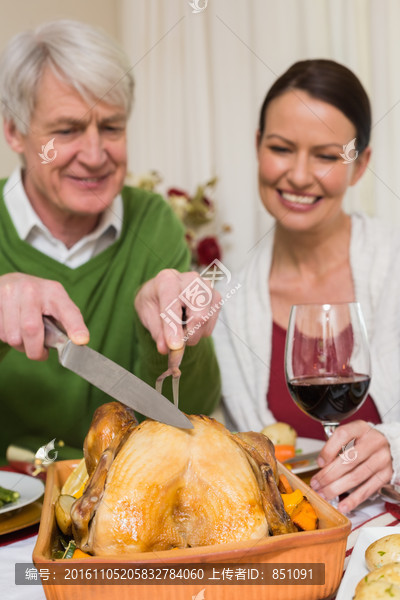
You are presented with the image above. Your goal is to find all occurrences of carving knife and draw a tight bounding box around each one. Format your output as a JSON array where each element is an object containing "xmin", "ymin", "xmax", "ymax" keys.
[{"xmin": 43, "ymin": 316, "xmax": 193, "ymax": 429}]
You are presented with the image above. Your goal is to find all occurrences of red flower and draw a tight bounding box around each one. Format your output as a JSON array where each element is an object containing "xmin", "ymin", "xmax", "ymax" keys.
[
  {"xmin": 196, "ymin": 236, "xmax": 221, "ymax": 266},
  {"xmin": 167, "ymin": 187, "xmax": 189, "ymax": 199}
]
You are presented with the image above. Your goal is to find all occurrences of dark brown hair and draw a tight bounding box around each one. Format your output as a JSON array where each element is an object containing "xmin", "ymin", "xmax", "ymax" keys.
[{"xmin": 258, "ymin": 59, "xmax": 371, "ymax": 153}]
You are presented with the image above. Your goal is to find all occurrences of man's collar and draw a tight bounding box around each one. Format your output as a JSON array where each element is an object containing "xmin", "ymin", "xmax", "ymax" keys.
[{"xmin": 3, "ymin": 167, "xmax": 123, "ymax": 244}]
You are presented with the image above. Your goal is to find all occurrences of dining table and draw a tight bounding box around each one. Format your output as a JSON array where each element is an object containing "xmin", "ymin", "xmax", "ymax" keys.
[{"xmin": 1, "ymin": 465, "xmax": 399, "ymax": 600}]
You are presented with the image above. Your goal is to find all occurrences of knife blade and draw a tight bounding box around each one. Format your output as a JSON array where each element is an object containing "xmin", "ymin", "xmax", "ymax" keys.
[
  {"xmin": 43, "ymin": 317, "xmax": 193, "ymax": 429},
  {"xmin": 283, "ymin": 450, "xmax": 321, "ymax": 467}
]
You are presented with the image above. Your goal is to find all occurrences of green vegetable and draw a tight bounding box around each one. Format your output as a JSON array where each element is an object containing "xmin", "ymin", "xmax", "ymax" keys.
[
  {"xmin": 0, "ymin": 485, "xmax": 20, "ymax": 505},
  {"xmin": 59, "ymin": 535, "xmax": 71, "ymax": 551},
  {"xmin": 62, "ymin": 540, "xmax": 76, "ymax": 559},
  {"xmin": 378, "ymin": 550, "xmax": 387, "ymax": 556}
]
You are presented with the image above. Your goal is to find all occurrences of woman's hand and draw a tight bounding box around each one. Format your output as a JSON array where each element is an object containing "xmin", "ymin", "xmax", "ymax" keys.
[
  {"xmin": 310, "ymin": 420, "xmax": 393, "ymax": 513},
  {"xmin": 134, "ymin": 269, "xmax": 221, "ymax": 354}
]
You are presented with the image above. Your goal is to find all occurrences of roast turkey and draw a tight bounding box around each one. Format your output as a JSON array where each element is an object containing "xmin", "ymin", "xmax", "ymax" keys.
[{"xmin": 70, "ymin": 402, "xmax": 296, "ymax": 556}]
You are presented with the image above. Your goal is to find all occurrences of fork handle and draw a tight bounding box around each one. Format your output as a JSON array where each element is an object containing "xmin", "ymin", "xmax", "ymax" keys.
[
  {"xmin": 169, "ymin": 306, "xmax": 187, "ymax": 369},
  {"xmin": 168, "ymin": 347, "xmax": 185, "ymax": 373}
]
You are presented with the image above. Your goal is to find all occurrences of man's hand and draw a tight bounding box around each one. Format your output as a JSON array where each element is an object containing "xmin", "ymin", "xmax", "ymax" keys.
[
  {"xmin": 0, "ymin": 273, "xmax": 89, "ymax": 360},
  {"xmin": 310, "ymin": 420, "xmax": 393, "ymax": 513},
  {"xmin": 134, "ymin": 269, "xmax": 221, "ymax": 354}
]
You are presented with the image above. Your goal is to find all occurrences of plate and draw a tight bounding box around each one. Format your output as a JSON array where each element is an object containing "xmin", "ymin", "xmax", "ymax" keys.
[
  {"xmin": 0, "ymin": 471, "xmax": 45, "ymax": 516},
  {"xmin": 0, "ymin": 499, "xmax": 42, "ymax": 535},
  {"xmin": 291, "ymin": 437, "xmax": 324, "ymax": 474},
  {"xmin": 336, "ymin": 526, "xmax": 400, "ymax": 599}
]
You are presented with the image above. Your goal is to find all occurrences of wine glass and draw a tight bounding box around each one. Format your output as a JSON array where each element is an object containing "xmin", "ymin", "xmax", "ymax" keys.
[{"xmin": 285, "ymin": 302, "xmax": 371, "ymax": 441}]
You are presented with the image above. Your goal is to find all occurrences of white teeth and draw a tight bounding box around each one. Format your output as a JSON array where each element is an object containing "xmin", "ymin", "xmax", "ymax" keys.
[
  {"xmin": 281, "ymin": 191, "xmax": 318, "ymax": 205},
  {"xmin": 80, "ymin": 178, "xmax": 100, "ymax": 183}
]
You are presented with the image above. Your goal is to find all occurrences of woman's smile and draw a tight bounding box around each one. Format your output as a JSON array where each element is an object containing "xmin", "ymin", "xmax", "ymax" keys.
[
  {"xmin": 278, "ymin": 189, "xmax": 323, "ymax": 210},
  {"xmin": 256, "ymin": 89, "xmax": 369, "ymax": 233}
]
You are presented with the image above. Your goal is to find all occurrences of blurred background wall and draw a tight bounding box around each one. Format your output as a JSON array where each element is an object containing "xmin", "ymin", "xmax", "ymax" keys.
[{"xmin": 1, "ymin": 0, "xmax": 399, "ymax": 270}]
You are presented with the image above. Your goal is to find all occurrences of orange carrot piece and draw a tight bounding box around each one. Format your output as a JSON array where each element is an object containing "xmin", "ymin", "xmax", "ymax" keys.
[
  {"xmin": 291, "ymin": 497, "xmax": 319, "ymax": 531},
  {"xmin": 278, "ymin": 473, "xmax": 293, "ymax": 494},
  {"xmin": 72, "ymin": 548, "xmax": 92, "ymax": 559},
  {"xmin": 274, "ymin": 444, "xmax": 296, "ymax": 463}
]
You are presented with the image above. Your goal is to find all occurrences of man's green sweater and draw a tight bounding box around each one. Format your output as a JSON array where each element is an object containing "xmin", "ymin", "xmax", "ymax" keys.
[{"xmin": 0, "ymin": 182, "xmax": 221, "ymax": 463}]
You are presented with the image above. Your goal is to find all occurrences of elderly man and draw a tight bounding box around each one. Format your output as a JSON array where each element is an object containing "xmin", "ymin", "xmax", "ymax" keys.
[{"xmin": 0, "ymin": 20, "xmax": 220, "ymax": 462}]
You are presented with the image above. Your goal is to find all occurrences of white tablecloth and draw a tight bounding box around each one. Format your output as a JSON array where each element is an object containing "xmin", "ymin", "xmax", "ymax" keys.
[{"xmin": 0, "ymin": 534, "xmax": 44, "ymax": 600}]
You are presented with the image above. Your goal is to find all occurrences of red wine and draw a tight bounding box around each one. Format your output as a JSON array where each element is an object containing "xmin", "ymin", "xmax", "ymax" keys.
[{"xmin": 287, "ymin": 375, "xmax": 371, "ymax": 422}]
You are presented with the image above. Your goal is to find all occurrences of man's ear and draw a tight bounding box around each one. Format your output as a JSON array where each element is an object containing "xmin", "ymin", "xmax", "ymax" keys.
[
  {"xmin": 349, "ymin": 146, "xmax": 371, "ymax": 186},
  {"xmin": 3, "ymin": 119, "xmax": 25, "ymax": 153}
]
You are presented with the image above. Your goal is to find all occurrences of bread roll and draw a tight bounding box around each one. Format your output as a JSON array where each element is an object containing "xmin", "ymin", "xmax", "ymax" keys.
[
  {"xmin": 354, "ymin": 562, "xmax": 400, "ymax": 599},
  {"xmin": 261, "ymin": 422, "xmax": 297, "ymax": 446},
  {"xmin": 365, "ymin": 534, "xmax": 400, "ymax": 571},
  {"xmin": 353, "ymin": 579, "xmax": 400, "ymax": 599}
]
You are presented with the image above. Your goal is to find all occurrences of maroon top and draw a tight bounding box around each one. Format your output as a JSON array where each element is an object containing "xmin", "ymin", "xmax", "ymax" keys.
[{"xmin": 267, "ymin": 321, "xmax": 381, "ymax": 440}]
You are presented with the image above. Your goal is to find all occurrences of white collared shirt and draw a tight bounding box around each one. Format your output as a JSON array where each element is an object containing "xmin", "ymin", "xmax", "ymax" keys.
[{"xmin": 3, "ymin": 168, "xmax": 123, "ymax": 268}]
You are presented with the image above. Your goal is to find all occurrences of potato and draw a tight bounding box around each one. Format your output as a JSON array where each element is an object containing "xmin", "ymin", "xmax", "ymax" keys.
[
  {"xmin": 365, "ymin": 534, "xmax": 400, "ymax": 571},
  {"xmin": 261, "ymin": 422, "xmax": 297, "ymax": 446},
  {"xmin": 354, "ymin": 563, "xmax": 400, "ymax": 598},
  {"xmin": 55, "ymin": 494, "xmax": 76, "ymax": 536}
]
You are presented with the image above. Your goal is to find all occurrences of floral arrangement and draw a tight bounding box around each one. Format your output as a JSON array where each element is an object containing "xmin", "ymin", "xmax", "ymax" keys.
[{"xmin": 128, "ymin": 171, "xmax": 230, "ymax": 267}]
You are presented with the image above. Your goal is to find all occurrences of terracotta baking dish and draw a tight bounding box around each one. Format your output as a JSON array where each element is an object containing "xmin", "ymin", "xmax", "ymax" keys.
[{"xmin": 33, "ymin": 459, "xmax": 351, "ymax": 600}]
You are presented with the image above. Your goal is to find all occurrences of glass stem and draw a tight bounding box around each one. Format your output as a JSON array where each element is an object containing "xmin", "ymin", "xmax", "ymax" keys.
[
  {"xmin": 322, "ymin": 421, "xmax": 341, "ymax": 510},
  {"xmin": 323, "ymin": 422, "xmax": 339, "ymax": 439}
]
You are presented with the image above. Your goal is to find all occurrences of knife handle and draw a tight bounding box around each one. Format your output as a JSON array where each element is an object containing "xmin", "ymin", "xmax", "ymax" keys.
[{"xmin": 43, "ymin": 316, "xmax": 69, "ymax": 349}]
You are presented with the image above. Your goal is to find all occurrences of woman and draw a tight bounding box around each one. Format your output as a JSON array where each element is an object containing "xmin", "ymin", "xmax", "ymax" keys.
[{"xmin": 213, "ymin": 59, "xmax": 400, "ymax": 513}]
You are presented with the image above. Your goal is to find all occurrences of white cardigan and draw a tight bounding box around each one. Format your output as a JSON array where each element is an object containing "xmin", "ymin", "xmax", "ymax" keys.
[{"xmin": 213, "ymin": 213, "xmax": 400, "ymax": 480}]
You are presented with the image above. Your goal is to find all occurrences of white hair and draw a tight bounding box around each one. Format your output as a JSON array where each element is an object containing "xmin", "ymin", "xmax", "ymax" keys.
[{"xmin": 0, "ymin": 19, "xmax": 134, "ymax": 134}]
